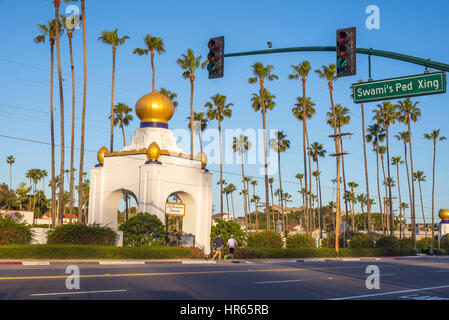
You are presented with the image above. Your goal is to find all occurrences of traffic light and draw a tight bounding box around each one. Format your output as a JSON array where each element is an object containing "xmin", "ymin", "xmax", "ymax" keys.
[
  {"xmin": 336, "ymin": 27, "xmax": 356, "ymax": 77},
  {"xmin": 207, "ymin": 36, "xmax": 224, "ymax": 79}
]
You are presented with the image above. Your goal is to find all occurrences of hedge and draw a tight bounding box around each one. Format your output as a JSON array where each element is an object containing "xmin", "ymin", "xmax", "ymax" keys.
[
  {"xmin": 0, "ymin": 216, "xmax": 33, "ymax": 245},
  {"xmin": 338, "ymin": 248, "xmax": 417, "ymax": 257},
  {"xmin": 0, "ymin": 245, "xmax": 202, "ymax": 259},
  {"xmin": 286, "ymin": 234, "xmax": 316, "ymax": 249},
  {"xmin": 47, "ymin": 224, "xmax": 118, "ymax": 245},
  {"xmin": 244, "ymin": 248, "xmax": 337, "ymax": 259}
]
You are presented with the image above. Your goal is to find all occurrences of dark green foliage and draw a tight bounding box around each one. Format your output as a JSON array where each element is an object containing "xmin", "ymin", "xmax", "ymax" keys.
[
  {"xmin": 246, "ymin": 231, "xmax": 283, "ymax": 248},
  {"xmin": 375, "ymin": 235, "xmax": 400, "ymax": 248},
  {"xmin": 247, "ymin": 248, "xmax": 337, "ymax": 258},
  {"xmin": 339, "ymin": 248, "xmax": 417, "ymax": 257},
  {"xmin": 47, "ymin": 223, "xmax": 117, "ymax": 245},
  {"xmin": 210, "ymin": 219, "xmax": 245, "ymax": 247},
  {"xmin": 416, "ymin": 237, "xmax": 437, "ymax": 251},
  {"xmin": 0, "ymin": 245, "xmax": 198, "ymax": 259},
  {"xmin": 440, "ymin": 234, "xmax": 449, "ymax": 250},
  {"xmin": 0, "ymin": 216, "xmax": 33, "ymax": 245},
  {"xmin": 119, "ymin": 213, "xmax": 165, "ymax": 247},
  {"xmin": 320, "ymin": 232, "xmax": 345, "ymax": 248},
  {"xmin": 286, "ymin": 234, "xmax": 316, "ymax": 248},
  {"xmin": 349, "ymin": 234, "xmax": 375, "ymax": 249},
  {"xmin": 399, "ymin": 237, "xmax": 415, "ymax": 249}
]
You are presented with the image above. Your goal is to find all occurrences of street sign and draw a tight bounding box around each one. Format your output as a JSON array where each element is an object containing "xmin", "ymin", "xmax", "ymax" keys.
[
  {"xmin": 353, "ymin": 72, "xmax": 446, "ymax": 103},
  {"xmin": 165, "ymin": 202, "xmax": 185, "ymax": 216}
]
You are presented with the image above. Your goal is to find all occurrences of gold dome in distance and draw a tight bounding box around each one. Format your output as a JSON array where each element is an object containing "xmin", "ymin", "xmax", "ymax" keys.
[
  {"xmin": 147, "ymin": 142, "xmax": 161, "ymax": 161},
  {"xmin": 439, "ymin": 209, "xmax": 449, "ymax": 220},
  {"xmin": 97, "ymin": 146, "xmax": 109, "ymax": 164},
  {"xmin": 135, "ymin": 90, "xmax": 174, "ymax": 124}
]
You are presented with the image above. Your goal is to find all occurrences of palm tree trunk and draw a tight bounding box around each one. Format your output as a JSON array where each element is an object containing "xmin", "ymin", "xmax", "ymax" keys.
[
  {"xmin": 231, "ymin": 192, "xmax": 235, "ymax": 221},
  {"xmin": 431, "ymin": 140, "xmax": 436, "ymax": 239},
  {"xmin": 339, "ymin": 126, "xmax": 349, "ymax": 245},
  {"xmin": 396, "ymin": 163, "xmax": 403, "ymax": 239},
  {"xmin": 418, "ymin": 181, "xmax": 427, "ymax": 237},
  {"xmin": 386, "ymin": 128, "xmax": 394, "ymax": 235},
  {"xmin": 219, "ymin": 119, "xmax": 223, "ymax": 219},
  {"xmin": 225, "ymin": 192, "xmax": 229, "ymax": 216},
  {"xmin": 407, "ymin": 118, "xmax": 417, "ymax": 243},
  {"xmin": 328, "ymin": 81, "xmax": 342, "ymax": 253},
  {"xmin": 317, "ymin": 160, "xmax": 324, "ymax": 237},
  {"xmin": 68, "ymin": 33, "xmax": 76, "ymax": 221},
  {"xmin": 375, "ymin": 144, "xmax": 383, "ymax": 233},
  {"xmin": 110, "ymin": 47, "xmax": 116, "ymax": 152},
  {"xmin": 300, "ymin": 78, "xmax": 309, "ymax": 234},
  {"xmin": 121, "ymin": 124, "xmax": 126, "ymax": 146},
  {"xmin": 380, "ymin": 154, "xmax": 388, "ymax": 233},
  {"xmin": 241, "ymin": 156, "xmax": 248, "ymax": 234},
  {"xmin": 403, "ymin": 141, "xmax": 413, "ymax": 237},
  {"xmin": 259, "ymin": 82, "xmax": 270, "ymax": 232},
  {"xmin": 189, "ymin": 76, "xmax": 194, "ymax": 158},
  {"xmin": 78, "ymin": 0, "xmax": 87, "ymax": 224},
  {"xmin": 361, "ymin": 103, "xmax": 371, "ymax": 232},
  {"xmin": 278, "ymin": 148, "xmax": 285, "ymax": 237},
  {"xmin": 54, "ymin": 0, "xmax": 65, "ymax": 227},
  {"xmin": 151, "ymin": 50, "xmax": 155, "ymax": 91},
  {"xmin": 50, "ymin": 39, "xmax": 56, "ymax": 227},
  {"xmin": 305, "ymin": 124, "xmax": 313, "ymax": 231}
]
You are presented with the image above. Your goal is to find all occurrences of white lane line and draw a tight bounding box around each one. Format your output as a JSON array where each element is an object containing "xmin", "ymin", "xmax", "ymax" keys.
[
  {"xmin": 434, "ymin": 270, "xmax": 449, "ymax": 273},
  {"xmin": 99, "ymin": 261, "xmax": 145, "ymax": 265},
  {"xmin": 22, "ymin": 262, "xmax": 50, "ymax": 266},
  {"xmin": 382, "ymin": 274, "xmax": 394, "ymax": 276},
  {"xmin": 30, "ymin": 289, "xmax": 127, "ymax": 297},
  {"xmin": 254, "ymin": 280, "xmax": 303, "ymax": 285},
  {"xmin": 329, "ymin": 284, "xmax": 449, "ymax": 300}
]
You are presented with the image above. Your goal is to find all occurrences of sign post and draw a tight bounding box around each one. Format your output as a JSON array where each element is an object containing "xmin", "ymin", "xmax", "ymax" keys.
[{"xmin": 353, "ymin": 72, "xmax": 446, "ymax": 103}]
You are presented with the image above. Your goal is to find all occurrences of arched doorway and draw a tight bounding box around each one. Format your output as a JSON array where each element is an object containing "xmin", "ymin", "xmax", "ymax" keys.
[
  {"xmin": 164, "ymin": 191, "xmax": 196, "ymax": 247},
  {"xmin": 116, "ymin": 189, "xmax": 138, "ymax": 227}
]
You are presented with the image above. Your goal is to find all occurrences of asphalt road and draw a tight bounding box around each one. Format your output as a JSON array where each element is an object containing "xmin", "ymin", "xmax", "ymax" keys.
[{"xmin": 1, "ymin": 258, "xmax": 449, "ymax": 300}]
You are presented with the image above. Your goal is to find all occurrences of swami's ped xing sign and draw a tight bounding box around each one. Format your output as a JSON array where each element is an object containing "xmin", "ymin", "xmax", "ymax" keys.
[{"xmin": 353, "ymin": 72, "xmax": 446, "ymax": 103}]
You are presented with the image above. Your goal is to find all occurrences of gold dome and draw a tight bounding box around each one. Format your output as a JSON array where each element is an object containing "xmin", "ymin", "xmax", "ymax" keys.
[
  {"xmin": 135, "ymin": 90, "xmax": 174, "ymax": 124},
  {"xmin": 147, "ymin": 142, "xmax": 161, "ymax": 161},
  {"xmin": 97, "ymin": 146, "xmax": 109, "ymax": 164},
  {"xmin": 439, "ymin": 209, "xmax": 449, "ymax": 220}
]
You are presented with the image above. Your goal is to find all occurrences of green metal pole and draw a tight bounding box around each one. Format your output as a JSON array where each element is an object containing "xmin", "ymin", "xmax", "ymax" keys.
[{"xmin": 224, "ymin": 46, "xmax": 449, "ymax": 72}]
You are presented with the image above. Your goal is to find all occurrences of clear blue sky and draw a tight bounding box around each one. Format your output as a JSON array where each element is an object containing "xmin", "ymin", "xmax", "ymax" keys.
[{"xmin": 0, "ymin": 0, "xmax": 448, "ymax": 222}]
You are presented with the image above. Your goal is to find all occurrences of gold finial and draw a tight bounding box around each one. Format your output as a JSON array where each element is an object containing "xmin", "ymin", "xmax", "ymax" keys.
[
  {"xmin": 135, "ymin": 90, "xmax": 175, "ymax": 124},
  {"xmin": 97, "ymin": 146, "xmax": 109, "ymax": 164},
  {"xmin": 439, "ymin": 209, "xmax": 449, "ymax": 220},
  {"xmin": 147, "ymin": 142, "xmax": 161, "ymax": 161},
  {"xmin": 197, "ymin": 151, "xmax": 207, "ymax": 169}
]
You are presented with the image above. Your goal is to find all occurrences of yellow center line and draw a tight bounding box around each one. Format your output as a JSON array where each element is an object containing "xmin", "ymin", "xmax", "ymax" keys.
[{"xmin": 0, "ymin": 265, "xmax": 363, "ymax": 281}]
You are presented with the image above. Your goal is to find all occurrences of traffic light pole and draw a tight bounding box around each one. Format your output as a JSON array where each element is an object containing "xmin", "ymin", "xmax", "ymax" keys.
[{"xmin": 224, "ymin": 46, "xmax": 449, "ymax": 73}]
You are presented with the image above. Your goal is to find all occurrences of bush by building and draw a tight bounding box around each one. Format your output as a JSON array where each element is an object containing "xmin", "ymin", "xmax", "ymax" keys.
[
  {"xmin": 0, "ymin": 216, "xmax": 33, "ymax": 245},
  {"xmin": 416, "ymin": 237, "xmax": 437, "ymax": 251},
  {"xmin": 286, "ymin": 234, "xmax": 316, "ymax": 249},
  {"xmin": 119, "ymin": 212, "xmax": 165, "ymax": 247},
  {"xmin": 210, "ymin": 220, "xmax": 245, "ymax": 247},
  {"xmin": 246, "ymin": 231, "xmax": 283, "ymax": 248},
  {"xmin": 375, "ymin": 235, "xmax": 400, "ymax": 248},
  {"xmin": 349, "ymin": 234, "xmax": 375, "ymax": 249},
  {"xmin": 47, "ymin": 223, "xmax": 117, "ymax": 245},
  {"xmin": 399, "ymin": 237, "xmax": 415, "ymax": 249}
]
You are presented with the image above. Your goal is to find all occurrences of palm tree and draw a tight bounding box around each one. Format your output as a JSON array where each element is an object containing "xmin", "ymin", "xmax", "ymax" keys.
[
  {"xmin": 133, "ymin": 34, "xmax": 165, "ymax": 91},
  {"xmin": 315, "ymin": 64, "xmax": 341, "ymax": 252},
  {"xmin": 249, "ymin": 62, "xmax": 279, "ymax": 234},
  {"xmin": 205, "ymin": 94, "xmax": 233, "ymax": 218},
  {"xmin": 268, "ymin": 177, "xmax": 276, "ymax": 231},
  {"xmin": 269, "ymin": 131, "xmax": 290, "ymax": 236},
  {"xmin": 357, "ymin": 193, "xmax": 368, "ymax": 231},
  {"xmin": 423, "ymin": 129, "xmax": 447, "ymax": 238},
  {"xmin": 295, "ymin": 173, "xmax": 306, "ymax": 228},
  {"xmin": 176, "ymin": 48, "xmax": 207, "ymax": 158},
  {"xmin": 310, "ymin": 142, "xmax": 326, "ymax": 238},
  {"xmin": 78, "ymin": 0, "xmax": 88, "ymax": 225},
  {"xmin": 397, "ymin": 98, "xmax": 421, "ymax": 242},
  {"xmin": 379, "ymin": 145, "xmax": 389, "ymax": 233},
  {"xmin": 228, "ymin": 183, "xmax": 237, "ymax": 221},
  {"xmin": 60, "ymin": 13, "xmax": 79, "ymax": 221},
  {"xmin": 289, "ymin": 61, "xmax": 312, "ymax": 235},
  {"xmin": 160, "ymin": 87, "xmax": 179, "ymax": 107},
  {"xmin": 366, "ymin": 123, "xmax": 386, "ymax": 231},
  {"xmin": 373, "ymin": 101, "xmax": 398, "ymax": 234},
  {"xmin": 395, "ymin": 131, "xmax": 413, "ymax": 237},
  {"xmin": 400, "ymin": 202, "xmax": 409, "ymax": 235},
  {"xmin": 233, "ymin": 135, "xmax": 251, "ymax": 232},
  {"xmin": 34, "ymin": 18, "xmax": 62, "ymax": 227},
  {"xmin": 413, "ymin": 171, "xmax": 427, "ymax": 237},
  {"xmin": 347, "ymin": 182, "xmax": 359, "ymax": 232},
  {"xmin": 6, "ymin": 156, "xmax": 15, "ymax": 190},
  {"xmin": 312, "ymin": 170, "xmax": 321, "ymax": 233},
  {"xmin": 187, "ymin": 112, "xmax": 208, "ymax": 156},
  {"xmin": 327, "ymin": 103, "xmax": 351, "ymax": 239},
  {"xmin": 98, "ymin": 29, "xmax": 130, "ymax": 152},
  {"xmin": 251, "ymin": 194, "xmax": 261, "ymax": 231},
  {"xmin": 392, "ymin": 156, "xmax": 404, "ymax": 238},
  {"xmin": 110, "ymin": 103, "xmax": 133, "ymax": 147}
]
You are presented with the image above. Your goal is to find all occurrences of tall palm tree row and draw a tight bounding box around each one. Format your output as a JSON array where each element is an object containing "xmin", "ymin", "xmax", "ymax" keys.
[
  {"xmin": 110, "ymin": 103, "xmax": 134, "ymax": 147},
  {"xmin": 392, "ymin": 156, "xmax": 404, "ymax": 237},
  {"xmin": 269, "ymin": 131, "xmax": 291, "ymax": 236},
  {"xmin": 309, "ymin": 142, "xmax": 326, "ymax": 238},
  {"xmin": 205, "ymin": 94, "xmax": 233, "ymax": 218},
  {"xmin": 249, "ymin": 62, "xmax": 279, "ymax": 233},
  {"xmin": 6, "ymin": 156, "xmax": 15, "ymax": 190},
  {"xmin": 133, "ymin": 34, "xmax": 165, "ymax": 91},
  {"xmin": 98, "ymin": 29, "xmax": 130, "ymax": 153},
  {"xmin": 413, "ymin": 170, "xmax": 427, "ymax": 236},
  {"xmin": 423, "ymin": 129, "xmax": 446, "ymax": 238}
]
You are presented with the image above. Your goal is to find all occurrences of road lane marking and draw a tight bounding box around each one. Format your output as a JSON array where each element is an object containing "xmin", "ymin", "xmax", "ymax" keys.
[
  {"xmin": 30, "ymin": 289, "xmax": 127, "ymax": 296},
  {"xmin": 434, "ymin": 270, "xmax": 449, "ymax": 273},
  {"xmin": 254, "ymin": 280, "xmax": 303, "ymax": 284},
  {"xmin": 329, "ymin": 284, "xmax": 449, "ymax": 300}
]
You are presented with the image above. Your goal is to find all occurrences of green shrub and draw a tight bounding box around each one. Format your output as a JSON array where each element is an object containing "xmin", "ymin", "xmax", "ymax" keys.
[
  {"xmin": 349, "ymin": 234, "xmax": 375, "ymax": 249},
  {"xmin": 47, "ymin": 223, "xmax": 117, "ymax": 245},
  {"xmin": 417, "ymin": 237, "xmax": 437, "ymax": 251},
  {"xmin": 246, "ymin": 231, "xmax": 283, "ymax": 248},
  {"xmin": 286, "ymin": 234, "xmax": 316, "ymax": 248},
  {"xmin": 399, "ymin": 237, "xmax": 415, "ymax": 249},
  {"xmin": 248, "ymin": 248, "xmax": 337, "ymax": 259},
  {"xmin": 0, "ymin": 245, "xmax": 200, "ymax": 259},
  {"xmin": 0, "ymin": 216, "xmax": 33, "ymax": 245},
  {"xmin": 339, "ymin": 248, "xmax": 417, "ymax": 257},
  {"xmin": 320, "ymin": 232, "xmax": 345, "ymax": 248},
  {"xmin": 119, "ymin": 213, "xmax": 165, "ymax": 247},
  {"xmin": 375, "ymin": 235, "xmax": 400, "ymax": 248},
  {"xmin": 210, "ymin": 220, "xmax": 246, "ymax": 247},
  {"xmin": 431, "ymin": 248, "xmax": 447, "ymax": 255}
]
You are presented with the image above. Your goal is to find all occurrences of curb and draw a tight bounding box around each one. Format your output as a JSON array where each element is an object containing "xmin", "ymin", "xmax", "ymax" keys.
[{"xmin": 295, "ymin": 256, "xmax": 443, "ymax": 262}]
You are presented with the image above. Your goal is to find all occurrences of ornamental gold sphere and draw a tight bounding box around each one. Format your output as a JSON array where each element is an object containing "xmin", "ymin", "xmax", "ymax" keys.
[
  {"xmin": 198, "ymin": 151, "xmax": 207, "ymax": 169},
  {"xmin": 147, "ymin": 142, "xmax": 161, "ymax": 161},
  {"xmin": 439, "ymin": 209, "xmax": 449, "ymax": 220},
  {"xmin": 135, "ymin": 90, "xmax": 174, "ymax": 124},
  {"xmin": 97, "ymin": 146, "xmax": 109, "ymax": 164}
]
